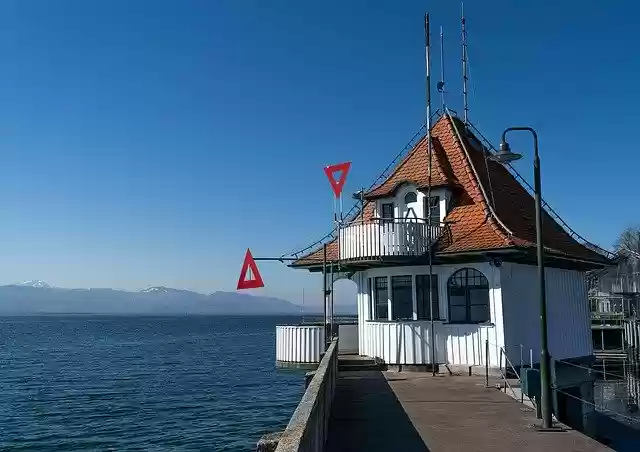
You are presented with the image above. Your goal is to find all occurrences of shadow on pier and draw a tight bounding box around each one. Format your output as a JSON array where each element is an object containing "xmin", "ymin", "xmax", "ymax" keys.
[
  {"xmin": 325, "ymin": 364, "xmax": 611, "ymax": 452},
  {"xmin": 325, "ymin": 370, "xmax": 430, "ymax": 452}
]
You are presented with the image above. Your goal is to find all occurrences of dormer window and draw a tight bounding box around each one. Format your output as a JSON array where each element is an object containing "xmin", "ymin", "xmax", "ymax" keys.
[
  {"xmin": 425, "ymin": 196, "xmax": 440, "ymax": 224},
  {"xmin": 404, "ymin": 192, "xmax": 417, "ymax": 204}
]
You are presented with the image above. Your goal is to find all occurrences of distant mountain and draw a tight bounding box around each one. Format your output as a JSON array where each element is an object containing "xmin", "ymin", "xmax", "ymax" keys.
[
  {"xmin": 0, "ymin": 284, "xmax": 304, "ymax": 315},
  {"xmin": 17, "ymin": 280, "xmax": 53, "ymax": 289}
]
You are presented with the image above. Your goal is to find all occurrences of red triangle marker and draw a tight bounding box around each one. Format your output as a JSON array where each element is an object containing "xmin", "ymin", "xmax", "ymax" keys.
[
  {"xmin": 237, "ymin": 249, "xmax": 264, "ymax": 290},
  {"xmin": 324, "ymin": 162, "xmax": 351, "ymax": 198}
]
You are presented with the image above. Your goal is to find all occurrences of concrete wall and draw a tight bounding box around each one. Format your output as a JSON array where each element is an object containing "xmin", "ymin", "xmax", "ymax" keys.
[
  {"xmin": 501, "ymin": 263, "xmax": 592, "ymax": 362},
  {"xmin": 275, "ymin": 339, "xmax": 339, "ymax": 452}
]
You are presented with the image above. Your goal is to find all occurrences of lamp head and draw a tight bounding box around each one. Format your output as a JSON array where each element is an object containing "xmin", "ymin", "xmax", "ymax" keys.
[{"xmin": 489, "ymin": 140, "xmax": 523, "ymax": 164}]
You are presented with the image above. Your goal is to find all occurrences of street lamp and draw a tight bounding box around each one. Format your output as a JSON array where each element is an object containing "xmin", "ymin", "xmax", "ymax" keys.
[{"xmin": 489, "ymin": 126, "xmax": 554, "ymax": 430}]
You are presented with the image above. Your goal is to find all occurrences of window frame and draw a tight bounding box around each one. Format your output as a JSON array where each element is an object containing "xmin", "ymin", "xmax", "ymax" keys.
[
  {"xmin": 380, "ymin": 202, "xmax": 394, "ymax": 225},
  {"xmin": 391, "ymin": 275, "xmax": 413, "ymax": 320},
  {"xmin": 373, "ymin": 276, "xmax": 389, "ymax": 320},
  {"xmin": 424, "ymin": 196, "xmax": 440, "ymax": 224},
  {"xmin": 416, "ymin": 274, "xmax": 440, "ymax": 320},
  {"xmin": 403, "ymin": 192, "xmax": 417, "ymax": 204},
  {"xmin": 447, "ymin": 268, "xmax": 490, "ymax": 324}
]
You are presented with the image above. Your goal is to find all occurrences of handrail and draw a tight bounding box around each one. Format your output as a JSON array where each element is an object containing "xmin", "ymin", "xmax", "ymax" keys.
[
  {"xmin": 338, "ymin": 220, "xmax": 442, "ymax": 260},
  {"xmin": 465, "ymin": 120, "xmax": 616, "ymax": 261},
  {"xmin": 498, "ymin": 347, "xmax": 522, "ymax": 403},
  {"xmin": 282, "ymin": 109, "xmax": 446, "ymax": 259}
]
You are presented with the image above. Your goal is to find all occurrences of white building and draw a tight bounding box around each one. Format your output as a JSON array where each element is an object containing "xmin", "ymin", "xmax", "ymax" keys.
[{"xmin": 291, "ymin": 111, "xmax": 612, "ymax": 371}]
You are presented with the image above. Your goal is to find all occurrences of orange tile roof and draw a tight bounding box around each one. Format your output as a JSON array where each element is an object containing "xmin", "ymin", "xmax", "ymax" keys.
[
  {"xmin": 364, "ymin": 134, "xmax": 458, "ymax": 198},
  {"xmin": 292, "ymin": 112, "xmax": 611, "ymax": 268}
]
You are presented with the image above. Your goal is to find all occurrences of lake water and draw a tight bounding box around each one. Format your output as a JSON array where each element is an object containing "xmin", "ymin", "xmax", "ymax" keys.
[{"xmin": 0, "ymin": 315, "xmax": 306, "ymax": 451}]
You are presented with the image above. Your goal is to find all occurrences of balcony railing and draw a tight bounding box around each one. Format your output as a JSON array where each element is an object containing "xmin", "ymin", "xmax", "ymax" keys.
[{"xmin": 338, "ymin": 218, "xmax": 442, "ymax": 261}]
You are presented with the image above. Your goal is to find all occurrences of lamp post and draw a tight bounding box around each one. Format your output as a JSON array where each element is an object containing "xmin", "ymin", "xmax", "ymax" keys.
[{"xmin": 489, "ymin": 126, "xmax": 553, "ymax": 429}]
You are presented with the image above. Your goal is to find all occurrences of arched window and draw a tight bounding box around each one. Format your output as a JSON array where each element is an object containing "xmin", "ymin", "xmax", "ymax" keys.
[
  {"xmin": 404, "ymin": 192, "xmax": 417, "ymax": 204},
  {"xmin": 447, "ymin": 268, "xmax": 490, "ymax": 323}
]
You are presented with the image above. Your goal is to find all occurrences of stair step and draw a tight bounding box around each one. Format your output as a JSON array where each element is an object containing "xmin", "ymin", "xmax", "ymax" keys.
[
  {"xmin": 339, "ymin": 359, "xmax": 377, "ymax": 366},
  {"xmin": 339, "ymin": 364, "xmax": 383, "ymax": 372}
]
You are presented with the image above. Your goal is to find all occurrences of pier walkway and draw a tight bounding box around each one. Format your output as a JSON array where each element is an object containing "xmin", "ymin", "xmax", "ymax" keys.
[{"xmin": 325, "ymin": 369, "xmax": 611, "ymax": 452}]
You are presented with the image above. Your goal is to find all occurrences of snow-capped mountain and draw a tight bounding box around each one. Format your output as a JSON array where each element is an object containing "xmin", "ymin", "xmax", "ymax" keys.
[
  {"xmin": 17, "ymin": 280, "xmax": 52, "ymax": 289},
  {"xmin": 0, "ymin": 283, "xmax": 306, "ymax": 315},
  {"xmin": 140, "ymin": 286, "xmax": 170, "ymax": 294},
  {"xmin": 139, "ymin": 286, "xmax": 193, "ymax": 294}
]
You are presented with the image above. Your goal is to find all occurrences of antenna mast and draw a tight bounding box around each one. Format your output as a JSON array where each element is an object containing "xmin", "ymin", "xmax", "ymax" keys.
[
  {"xmin": 439, "ymin": 26, "xmax": 445, "ymax": 110},
  {"xmin": 424, "ymin": 12, "xmax": 437, "ymax": 377},
  {"xmin": 461, "ymin": 2, "xmax": 469, "ymax": 124}
]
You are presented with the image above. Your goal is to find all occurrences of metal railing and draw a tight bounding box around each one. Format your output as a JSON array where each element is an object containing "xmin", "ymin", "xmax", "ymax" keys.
[
  {"xmin": 466, "ymin": 121, "xmax": 616, "ymax": 262},
  {"xmin": 591, "ymin": 312, "xmax": 627, "ymax": 327},
  {"xmin": 338, "ymin": 218, "xmax": 442, "ymax": 261},
  {"xmin": 498, "ymin": 345, "xmax": 524, "ymax": 404},
  {"xmin": 484, "ymin": 341, "xmax": 533, "ymax": 408}
]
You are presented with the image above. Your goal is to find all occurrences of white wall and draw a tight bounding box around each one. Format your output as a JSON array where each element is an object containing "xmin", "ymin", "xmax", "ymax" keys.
[
  {"xmin": 354, "ymin": 271, "xmax": 370, "ymax": 356},
  {"xmin": 501, "ymin": 262, "xmax": 592, "ymax": 362},
  {"xmin": 373, "ymin": 184, "xmax": 449, "ymax": 222},
  {"xmin": 362, "ymin": 320, "xmax": 502, "ymax": 366},
  {"xmin": 354, "ymin": 262, "xmax": 505, "ymax": 366},
  {"xmin": 338, "ymin": 324, "xmax": 359, "ymax": 354},
  {"xmin": 276, "ymin": 325, "xmax": 325, "ymax": 363}
]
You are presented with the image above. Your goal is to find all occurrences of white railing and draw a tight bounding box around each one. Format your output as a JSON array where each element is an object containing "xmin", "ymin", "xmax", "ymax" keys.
[
  {"xmin": 338, "ymin": 219, "xmax": 441, "ymax": 261},
  {"xmin": 363, "ymin": 320, "xmax": 501, "ymax": 367}
]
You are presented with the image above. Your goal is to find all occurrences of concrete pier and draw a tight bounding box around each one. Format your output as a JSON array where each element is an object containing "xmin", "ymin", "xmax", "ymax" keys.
[{"xmin": 325, "ymin": 369, "xmax": 611, "ymax": 452}]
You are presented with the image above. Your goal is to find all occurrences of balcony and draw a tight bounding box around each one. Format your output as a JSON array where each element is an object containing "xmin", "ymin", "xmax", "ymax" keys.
[{"xmin": 338, "ymin": 218, "xmax": 442, "ymax": 261}]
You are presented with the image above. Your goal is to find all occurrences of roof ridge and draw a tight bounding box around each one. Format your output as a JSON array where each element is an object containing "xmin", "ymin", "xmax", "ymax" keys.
[
  {"xmin": 444, "ymin": 111, "xmax": 514, "ymax": 247},
  {"xmin": 429, "ymin": 135, "xmax": 451, "ymax": 184},
  {"xmin": 365, "ymin": 115, "xmax": 455, "ymax": 198}
]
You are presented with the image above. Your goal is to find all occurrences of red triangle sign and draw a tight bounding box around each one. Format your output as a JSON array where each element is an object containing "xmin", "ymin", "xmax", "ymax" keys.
[
  {"xmin": 237, "ymin": 248, "xmax": 264, "ymax": 290},
  {"xmin": 324, "ymin": 161, "xmax": 351, "ymax": 198}
]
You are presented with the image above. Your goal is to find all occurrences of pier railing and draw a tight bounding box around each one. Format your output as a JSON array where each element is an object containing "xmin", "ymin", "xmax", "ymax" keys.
[
  {"xmin": 338, "ymin": 218, "xmax": 442, "ymax": 261},
  {"xmin": 275, "ymin": 339, "xmax": 339, "ymax": 452}
]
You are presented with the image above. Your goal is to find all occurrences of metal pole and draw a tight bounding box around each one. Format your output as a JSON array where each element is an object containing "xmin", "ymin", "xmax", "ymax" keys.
[
  {"xmin": 461, "ymin": 2, "xmax": 469, "ymax": 125},
  {"xmin": 532, "ymin": 131, "xmax": 553, "ymax": 429},
  {"xmin": 485, "ymin": 339, "xmax": 489, "ymax": 387},
  {"xmin": 425, "ymin": 12, "xmax": 437, "ymax": 377},
  {"xmin": 330, "ymin": 261, "xmax": 335, "ymax": 338},
  {"xmin": 323, "ymin": 244, "xmax": 328, "ymax": 349},
  {"xmin": 501, "ymin": 127, "xmax": 552, "ymax": 428},
  {"xmin": 439, "ymin": 26, "xmax": 445, "ymax": 110},
  {"xmin": 520, "ymin": 344, "xmax": 524, "ymax": 402},
  {"xmin": 530, "ymin": 348, "xmax": 533, "ymax": 369}
]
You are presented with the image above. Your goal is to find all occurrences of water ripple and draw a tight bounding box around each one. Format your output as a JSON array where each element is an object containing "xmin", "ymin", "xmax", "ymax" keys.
[{"xmin": 0, "ymin": 315, "xmax": 305, "ymax": 451}]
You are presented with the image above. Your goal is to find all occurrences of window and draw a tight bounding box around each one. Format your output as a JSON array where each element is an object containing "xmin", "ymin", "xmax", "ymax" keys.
[
  {"xmin": 374, "ymin": 277, "xmax": 389, "ymax": 320},
  {"xmin": 447, "ymin": 268, "xmax": 490, "ymax": 323},
  {"xmin": 416, "ymin": 274, "xmax": 439, "ymax": 320},
  {"xmin": 391, "ymin": 275, "xmax": 413, "ymax": 320},
  {"xmin": 404, "ymin": 192, "xmax": 417, "ymax": 204},
  {"xmin": 381, "ymin": 203, "xmax": 394, "ymax": 223},
  {"xmin": 424, "ymin": 196, "xmax": 440, "ymax": 224}
]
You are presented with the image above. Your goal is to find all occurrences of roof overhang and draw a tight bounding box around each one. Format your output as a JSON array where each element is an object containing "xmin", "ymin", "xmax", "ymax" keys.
[
  {"xmin": 291, "ymin": 246, "xmax": 613, "ymax": 273},
  {"xmin": 364, "ymin": 181, "xmax": 451, "ymax": 200}
]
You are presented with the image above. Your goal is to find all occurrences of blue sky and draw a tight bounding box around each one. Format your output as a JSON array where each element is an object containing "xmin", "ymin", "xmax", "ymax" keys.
[{"xmin": 0, "ymin": 0, "xmax": 638, "ymax": 305}]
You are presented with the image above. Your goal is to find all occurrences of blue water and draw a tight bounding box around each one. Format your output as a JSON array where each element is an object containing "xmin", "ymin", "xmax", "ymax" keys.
[{"xmin": 0, "ymin": 315, "xmax": 305, "ymax": 451}]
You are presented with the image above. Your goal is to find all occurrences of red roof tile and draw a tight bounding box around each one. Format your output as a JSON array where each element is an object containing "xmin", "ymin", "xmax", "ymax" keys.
[
  {"xmin": 364, "ymin": 134, "xmax": 458, "ymax": 198},
  {"xmin": 292, "ymin": 112, "xmax": 610, "ymax": 267}
]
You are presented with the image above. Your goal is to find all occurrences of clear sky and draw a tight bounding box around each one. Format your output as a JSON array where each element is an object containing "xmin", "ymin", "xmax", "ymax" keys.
[{"xmin": 0, "ymin": 0, "xmax": 638, "ymax": 305}]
